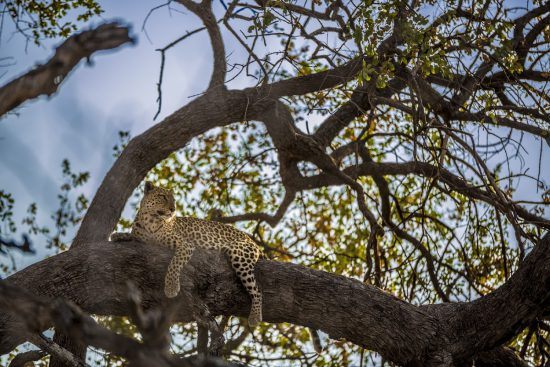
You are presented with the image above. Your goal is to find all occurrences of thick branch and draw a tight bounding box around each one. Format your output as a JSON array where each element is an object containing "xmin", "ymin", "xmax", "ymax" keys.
[
  {"xmin": 475, "ymin": 347, "xmax": 529, "ymax": 367},
  {"xmin": 448, "ymin": 234, "xmax": 550, "ymax": 362},
  {"xmin": 0, "ymin": 280, "xmax": 238, "ymax": 367},
  {"xmin": 253, "ymin": 57, "xmax": 363, "ymax": 98},
  {"xmin": 1, "ymin": 241, "xmax": 437, "ymax": 365},
  {"xmin": 2, "ymin": 235, "xmax": 548, "ymax": 365},
  {"xmin": 0, "ymin": 22, "xmax": 133, "ymax": 117}
]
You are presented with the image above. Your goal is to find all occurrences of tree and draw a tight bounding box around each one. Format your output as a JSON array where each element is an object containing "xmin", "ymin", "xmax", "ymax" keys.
[{"xmin": 1, "ymin": 0, "xmax": 549, "ymax": 366}]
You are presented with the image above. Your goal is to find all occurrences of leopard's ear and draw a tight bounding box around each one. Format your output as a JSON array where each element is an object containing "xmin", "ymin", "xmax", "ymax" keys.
[{"xmin": 144, "ymin": 181, "xmax": 154, "ymax": 194}]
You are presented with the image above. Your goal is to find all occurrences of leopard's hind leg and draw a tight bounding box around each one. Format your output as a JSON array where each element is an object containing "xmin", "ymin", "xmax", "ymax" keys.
[{"xmin": 228, "ymin": 242, "xmax": 262, "ymax": 327}]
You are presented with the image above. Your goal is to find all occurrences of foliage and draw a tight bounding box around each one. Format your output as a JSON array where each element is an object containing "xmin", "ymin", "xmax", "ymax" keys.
[
  {"xmin": 0, "ymin": 159, "xmax": 89, "ymax": 274},
  {"xmin": 0, "ymin": 190, "xmax": 16, "ymax": 236},
  {"xmin": 1, "ymin": 0, "xmax": 103, "ymax": 44}
]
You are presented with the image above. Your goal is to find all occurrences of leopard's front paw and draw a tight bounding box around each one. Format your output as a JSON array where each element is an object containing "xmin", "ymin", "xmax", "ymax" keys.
[{"xmin": 164, "ymin": 280, "xmax": 180, "ymax": 298}]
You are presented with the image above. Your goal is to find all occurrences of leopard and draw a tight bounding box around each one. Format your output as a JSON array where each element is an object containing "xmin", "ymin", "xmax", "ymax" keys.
[{"xmin": 111, "ymin": 181, "xmax": 263, "ymax": 327}]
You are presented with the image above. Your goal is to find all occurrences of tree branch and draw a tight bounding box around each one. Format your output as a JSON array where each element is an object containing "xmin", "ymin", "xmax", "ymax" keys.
[
  {"xmin": 8, "ymin": 350, "xmax": 47, "ymax": 367},
  {"xmin": 0, "ymin": 22, "xmax": 133, "ymax": 118},
  {"xmin": 293, "ymin": 161, "xmax": 550, "ymax": 228},
  {"xmin": 1, "ymin": 241, "xmax": 436, "ymax": 365},
  {"xmin": 72, "ymin": 59, "xmax": 371, "ymax": 246},
  {"xmin": 176, "ymin": 0, "xmax": 226, "ymax": 89},
  {"xmin": 2, "ymin": 235, "xmax": 548, "ymax": 365},
  {"xmin": 0, "ymin": 279, "xmax": 237, "ymax": 367},
  {"xmin": 448, "ymin": 233, "xmax": 550, "ymax": 362},
  {"xmin": 27, "ymin": 333, "xmax": 85, "ymax": 367}
]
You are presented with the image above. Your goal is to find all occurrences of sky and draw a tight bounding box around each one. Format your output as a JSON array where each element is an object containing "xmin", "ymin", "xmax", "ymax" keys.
[
  {"xmin": 0, "ymin": 0, "xmax": 548, "ymax": 271},
  {"xmin": 0, "ymin": 0, "xmax": 211, "ymax": 197}
]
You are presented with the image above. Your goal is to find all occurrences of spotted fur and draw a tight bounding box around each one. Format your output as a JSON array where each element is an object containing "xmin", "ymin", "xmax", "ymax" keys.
[{"xmin": 113, "ymin": 181, "xmax": 262, "ymax": 326}]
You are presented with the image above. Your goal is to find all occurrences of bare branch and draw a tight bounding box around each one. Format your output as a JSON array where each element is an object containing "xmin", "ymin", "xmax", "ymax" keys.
[
  {"xmin": 0, "ymin": 22, "xmax": 134, "ymax": 118},
  {"xmin": 218, "ymin": 190, "xmax": 296, "ymax": 227},
  {"xmin": 294, "ymin": 160, "xmax": 550, "ymax": 228},
  {"xmin": 154, "ymin": 25, "xmax": 207, "ymax": 120},
  {"xmin": 27, "ymin": 334, "xmax": 85, "ymax": 367}
]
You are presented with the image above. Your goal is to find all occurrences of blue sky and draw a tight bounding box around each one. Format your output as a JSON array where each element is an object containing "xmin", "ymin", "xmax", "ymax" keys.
[{"xmin": 0, "ymin": 0, "xmax": 212, "ymax": 194}]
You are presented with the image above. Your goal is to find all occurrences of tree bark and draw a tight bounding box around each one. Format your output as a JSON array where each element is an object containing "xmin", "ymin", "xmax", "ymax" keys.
[
  {"xmin": 49, "ymin": 332, "xmax": 86, "ymax": 367},
  {"xmin": 2, "ymin": 235, "xmax": 547, "ymax": 366}
]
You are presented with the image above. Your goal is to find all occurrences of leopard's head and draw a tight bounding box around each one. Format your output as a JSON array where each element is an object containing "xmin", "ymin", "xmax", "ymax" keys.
[{"xmin": 137, "ymin": 181, "xmax": 176, "ymax": 220}]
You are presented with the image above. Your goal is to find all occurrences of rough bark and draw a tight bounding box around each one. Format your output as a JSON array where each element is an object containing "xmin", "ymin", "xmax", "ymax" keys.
[
  {"xmin": 8, "ymin": 350, "xmax": 47, "ymax": 367},
  {"xmin": 2, "ymin": 2, "xmax": 548, "ymax": 366},
  {"xmin": 0, "ymin": 280, "xmax": 237, "ymax": 367},
  {"xmin": 2, "ymin": 234, "xmax": 547, "ymax": 366},
  {"xmin": 49, "ymin": 332, "xmax": 86, "ymax": 367}
]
